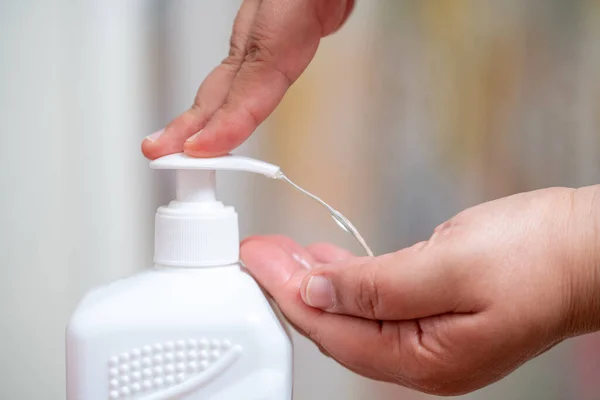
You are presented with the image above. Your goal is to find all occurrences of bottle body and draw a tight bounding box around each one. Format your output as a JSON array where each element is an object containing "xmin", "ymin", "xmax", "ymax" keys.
[{"xmin": 66, "ymin": 264, "xmax": 293, "ymax": 400}]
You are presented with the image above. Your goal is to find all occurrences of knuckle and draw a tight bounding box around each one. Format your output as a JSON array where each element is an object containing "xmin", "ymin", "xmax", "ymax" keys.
[
  {"xmin": 221, "ymin": 55, "xmax": 241, "ymax": 70},
  {"xmin": 245, "ymin": 23, "xmax": 275, "ymax": 63},
  {"xmin": 354, "ymin": 261, "xmax": 383, "ymax": 318},
  {"xmin": 434, "ymin": 218, "xmax": 454, "ymax": 234},
  {"xmin": 228, "ymin": 36, "xmax": 245, "ymax": 61},
  {"xmin": 427, "ymin": 214, "xmax": 469, "ymax": 251},
  {"xmin": 224, "ymin": 31, "xmax": 247, "ymax": 67},
  {"xmin": 432, "ymin": 217, "xmax": 461, "ymax": 241},
  {"xmin": 238, "ymin": 26, "xmax": 295, "ymax": 88},
  {"xmin": 244, "ymin": 44, "xmax": 272, "ymax": 64}
]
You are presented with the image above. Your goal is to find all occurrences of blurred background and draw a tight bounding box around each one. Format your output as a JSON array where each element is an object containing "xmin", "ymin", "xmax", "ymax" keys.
[{"xmin": 1, "ymin": 0, "xmax": 599, "ymax": 398}]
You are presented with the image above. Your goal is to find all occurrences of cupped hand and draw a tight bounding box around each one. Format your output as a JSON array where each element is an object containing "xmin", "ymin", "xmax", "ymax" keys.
[
  {"xmin": 240, "ymin": 185, "xmax": 600, "ymax": 395},
  {"xmin": 142, "ymin": 0, "xmax": 355, "ymax": 160}
]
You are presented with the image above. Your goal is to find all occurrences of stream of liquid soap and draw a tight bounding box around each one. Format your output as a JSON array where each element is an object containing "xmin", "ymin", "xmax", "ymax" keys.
[{"xmin": 275, "ymin": 172, "xmax": 374, "ymax": 257}]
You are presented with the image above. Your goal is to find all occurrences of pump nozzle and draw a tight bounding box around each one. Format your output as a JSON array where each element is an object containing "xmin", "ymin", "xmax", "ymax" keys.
[
  {"xmin": 150, "ymin": 153, "xmax": 373, "ymax": 263},
  {"xmin": 150, "ymin": 153, "xmax": 281, "ymax": 178}
]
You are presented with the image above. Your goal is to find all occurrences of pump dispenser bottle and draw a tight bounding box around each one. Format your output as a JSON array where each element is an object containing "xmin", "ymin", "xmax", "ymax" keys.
[
  {"xmin": 67, "ymin": 153, "xmax": 372, "ymax": 400},
  {"xmin": 67, "ymin": 154, "xmax": 293, "ymax": 400}
]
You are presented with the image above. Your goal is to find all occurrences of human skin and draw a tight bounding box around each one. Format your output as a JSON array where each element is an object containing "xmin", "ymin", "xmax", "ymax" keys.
[
  {"xmin": 240, "ymin": 186, "xmax": 600, "ymax": 395},
  {"xmin": 141, "ymin": 0, "xmax": 355, "ymax": 159},
  {"xmin": 141, "ymin": 0, "xmax": 600, "ymax": 395}
]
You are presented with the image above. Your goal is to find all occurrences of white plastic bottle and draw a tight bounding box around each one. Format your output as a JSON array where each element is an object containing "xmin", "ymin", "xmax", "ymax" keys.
[{"xmin": 66, "ymin": 153, "xmax": 293, "ymax": 400}]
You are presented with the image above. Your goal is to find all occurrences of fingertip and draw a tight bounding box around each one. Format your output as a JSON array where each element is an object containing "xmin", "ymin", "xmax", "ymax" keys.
[
  {"xmin": 240, "ymin": 235, "xmax": 264, "ymax": 247},
  {"xmin": 141, "ymin": 138, "xmax": 155, "ymax": 160},
  {"xmin": 141, "ymin": 130, "xmax": 165, "ymax": 160},
  {"xmin": 144, "ymin": 107, "xmax": 211, "ymax": 159},
  {"xmin": 141, "ymin": 137, "xmax": 161, "ymax": 160},
  {"xmin": 141, "ymin": 134, "xmax": 180, "ymax": 160},
  {"xmin": 240, "ymin": 237, "xmax": 308, "ymax": 294}
]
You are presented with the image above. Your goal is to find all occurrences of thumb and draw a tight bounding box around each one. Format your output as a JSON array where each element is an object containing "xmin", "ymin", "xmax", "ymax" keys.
[{"xmin": 300, "ymin": 242, "xmax": 469, "ymax": 320}]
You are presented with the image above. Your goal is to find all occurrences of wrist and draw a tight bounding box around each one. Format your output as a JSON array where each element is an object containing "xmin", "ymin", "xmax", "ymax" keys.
[{"xmin": 564, "ymin": 185, "xmax": 600, "ymax": 336}]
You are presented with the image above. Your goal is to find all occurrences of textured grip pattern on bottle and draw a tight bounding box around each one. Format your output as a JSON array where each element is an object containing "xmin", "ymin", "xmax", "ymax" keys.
[{"xmin": 107, "ymin": 338, "xmax": 241, "ymax": 399}]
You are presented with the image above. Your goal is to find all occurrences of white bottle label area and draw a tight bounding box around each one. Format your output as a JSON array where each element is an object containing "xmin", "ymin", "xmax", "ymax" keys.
[{"xmin": 66, "ymin": 266, "xmax": 293, "ymax": 400}]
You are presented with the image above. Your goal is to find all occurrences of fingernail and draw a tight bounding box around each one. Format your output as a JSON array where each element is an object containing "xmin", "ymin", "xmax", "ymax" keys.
[
  {"xmin": 185, "ymin": 130, "xmax": 203, "ymax": 143},
  {"xmin": 303, "ymin": 276, "xmax": 334, "ymax": 309},
  {"xmin": 145, "ymin": 129, "xmax": 164, "ymax": 142}
]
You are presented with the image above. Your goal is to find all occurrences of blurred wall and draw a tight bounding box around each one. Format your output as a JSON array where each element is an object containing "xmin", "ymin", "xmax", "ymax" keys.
[
  {"xmin": 1, "ymin": 1, "xmax": 599, "ymax": 399},
  {"xmin": 0, "ymin": 1, "xmax": 162, "ymax": 398}
]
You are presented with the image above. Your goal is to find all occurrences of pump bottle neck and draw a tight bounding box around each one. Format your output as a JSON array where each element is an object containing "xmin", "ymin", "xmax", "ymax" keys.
[{"xmin": 176, "ymin": 170, "xmax": 217, "ymax": 203}]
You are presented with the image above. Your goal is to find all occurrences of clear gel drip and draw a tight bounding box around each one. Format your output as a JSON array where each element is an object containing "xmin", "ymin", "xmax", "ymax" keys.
[{"xmin": 275, "ymin": 172, "xmax": 374, "ymax": 257}]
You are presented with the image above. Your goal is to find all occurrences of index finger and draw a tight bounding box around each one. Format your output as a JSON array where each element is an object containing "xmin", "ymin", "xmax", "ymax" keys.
[{"xmin": 183, "ymin": 0, "xmax": 354, "ymax": 157}]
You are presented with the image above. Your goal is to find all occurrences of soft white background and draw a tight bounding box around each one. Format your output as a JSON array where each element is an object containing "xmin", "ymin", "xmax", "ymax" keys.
[{"xmin": 1, "ymin": 1, "xmax": 598, "ymax": 399}]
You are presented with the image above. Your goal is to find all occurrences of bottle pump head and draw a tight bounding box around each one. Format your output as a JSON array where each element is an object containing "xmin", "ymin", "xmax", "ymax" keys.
[
  {"xmin": 150, "ymin": 153, "xmax": 373, "ymax": 267},
  {"xmin": 150, "ymin": 153, "xmax": 281, "ymax": 267}
]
